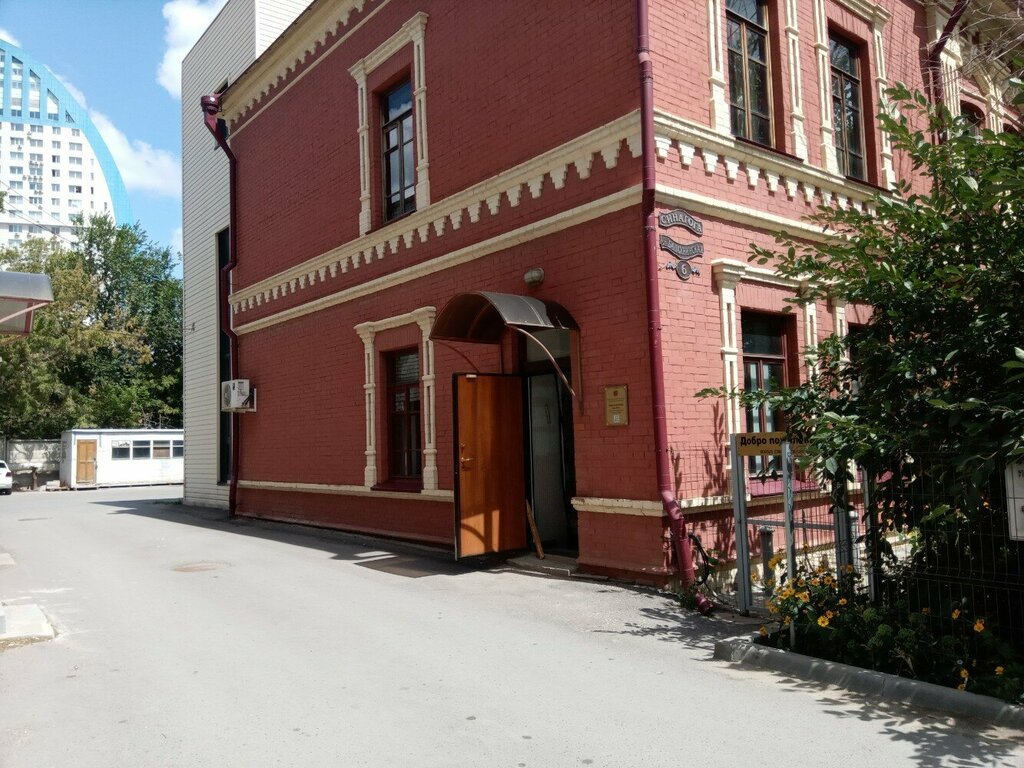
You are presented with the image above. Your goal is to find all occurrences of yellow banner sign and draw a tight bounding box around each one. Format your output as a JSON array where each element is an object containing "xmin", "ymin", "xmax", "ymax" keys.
[{"xmin": 735, "ymin": 431, "xmax": 788, "ymax": 456}]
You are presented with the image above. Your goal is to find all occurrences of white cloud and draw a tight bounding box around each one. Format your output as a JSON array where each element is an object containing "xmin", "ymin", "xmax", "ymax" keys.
[
  {"xmin": 53, "ymin": 73, "xmax": 89, "ymax": 109},
  {"xmin": 0, "ymin": 28, "xmax": 21, "ymax": 47},
  {"xmin": 91, "ymin": 110, "xmax": 181, "ymax": 199},
  {"xmin": 158, "ymin": 0, "xmax": 228, "ymax": 99}
]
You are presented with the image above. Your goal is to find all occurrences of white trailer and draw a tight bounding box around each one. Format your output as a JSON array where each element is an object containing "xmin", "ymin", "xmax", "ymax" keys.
[{"xmin": 60, "ymin": 429, "xmax": 184, "ymax": 490}]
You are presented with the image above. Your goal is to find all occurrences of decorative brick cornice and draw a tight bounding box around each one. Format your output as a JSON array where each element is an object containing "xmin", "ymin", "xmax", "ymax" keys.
[{"xmin": 229, "ymin": 113, "xmax": 641, "ymax": 318}]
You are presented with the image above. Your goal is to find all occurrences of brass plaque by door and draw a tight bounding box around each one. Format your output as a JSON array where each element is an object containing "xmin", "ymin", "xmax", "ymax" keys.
[
  {"xmin": 454, "ymin": 374, "xmax": 526, "ymax": 558},
  {"xmin": 77, "ymin": 440, "xmax": 97, "ymax": 484}
]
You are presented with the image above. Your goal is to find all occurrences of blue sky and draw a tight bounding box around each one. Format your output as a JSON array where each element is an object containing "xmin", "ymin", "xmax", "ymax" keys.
[{"xmin": 0, "ymin": 0, "xmax": 230, "ymax": 268}]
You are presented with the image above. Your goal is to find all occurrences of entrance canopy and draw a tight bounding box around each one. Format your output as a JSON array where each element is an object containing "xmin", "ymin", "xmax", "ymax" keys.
[
  {"xmin": 0, "ymin": 271, "xmax": 53, "ymax": 336},
  {"xmin": 430, "ymin": 291, "xmax": 578, "ymax": 344}
]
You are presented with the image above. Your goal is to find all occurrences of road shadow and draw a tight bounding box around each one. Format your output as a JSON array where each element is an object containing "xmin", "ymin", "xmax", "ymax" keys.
[{"xmin": 92, "ymin": 496, "xmax": 485, "ymax": 578}]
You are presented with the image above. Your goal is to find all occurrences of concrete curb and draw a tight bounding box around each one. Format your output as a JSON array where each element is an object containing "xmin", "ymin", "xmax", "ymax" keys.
[
  {"xmin": 0, "ymin": 603, "xmax": 55, "ymax": 647},
  {"xmin": 714, "ymin": 634, "xmax": 1024, "ymax": 730}
]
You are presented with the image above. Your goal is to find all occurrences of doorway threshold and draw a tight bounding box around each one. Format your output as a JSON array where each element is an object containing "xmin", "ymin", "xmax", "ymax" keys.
[{"xmin": 506, "ymin": 553, "xmax": 581, "ymax": 578}]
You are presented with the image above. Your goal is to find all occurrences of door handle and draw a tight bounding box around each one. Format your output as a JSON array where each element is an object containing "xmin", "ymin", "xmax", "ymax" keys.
[{"xmin": 459, "ymin": 443, "xmax": 475, "ymax": 470}]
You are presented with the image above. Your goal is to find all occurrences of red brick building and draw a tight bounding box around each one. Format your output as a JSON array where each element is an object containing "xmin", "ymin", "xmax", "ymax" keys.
[{"xmin": 192, "ymin": 0, "xmax": 1019, "ymax": 583}]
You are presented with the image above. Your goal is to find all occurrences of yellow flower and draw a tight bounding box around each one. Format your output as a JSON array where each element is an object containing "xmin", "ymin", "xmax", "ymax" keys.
[
  {"xmin": 921, "ymin": 607, "xmax": 930, "ymax": 615},
  {"xmin": 957, "ymin": 683, "xmax": 966, "ymax": 691},
  {"xmin": 824, "ymin": 576, "xmax": 834, "ymax": 586},
  {"xmin": 759, "ymin": 626, "xmax": 769, "ymax": 636},
  {"xmin": 960, "ymin": 668, "xmax": 969, "ymax": 679},
  {"xmin": 996, "ymin": 666, "xmax": 1005, "ymax": 676},
  {"xmin": 826, "ymin": 610, "xmax": 835, "ymax": 619},
  {"xmin": 783, "ymin": 616, "xmax": 792, "ymax": 626},
  {"xmin": 844, "ymin": 564, "xmax": 855, "ymax": 574},
  {"xmin": 952, "ymin": 608, "xmax": 961, "ymax": 620},
  {"xmin": 838, "ymin": 598, "xmax": 848, "ymax": 606},
  {"xmin": 811, "ymin": 578, "xmax": 821, "ymax": 587},
  {"xmin": 974, "ymin": 619, "xmax": 985, "ymax": 633},
  {"xmin": 798, "ymin": 592, "xmax": 810, "ymax": 603},
  {"xmin": 817, "ymin": 615, "xmax": 829, "ymax": 628}
]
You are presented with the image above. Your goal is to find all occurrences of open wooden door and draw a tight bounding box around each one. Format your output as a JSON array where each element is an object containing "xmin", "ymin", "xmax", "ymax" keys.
[
  {"xmin": 76, "ymin": 440, "xmax": 97, "ymax": 485},
  {"xmin": 454, "ymin": 373, "xmax": 526, "ymax": 558}
]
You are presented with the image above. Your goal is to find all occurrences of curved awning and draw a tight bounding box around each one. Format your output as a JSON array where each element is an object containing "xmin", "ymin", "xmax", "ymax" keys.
[{"xmin": 430, "ymin": 291, "xmax": 578, "ymax": 344}]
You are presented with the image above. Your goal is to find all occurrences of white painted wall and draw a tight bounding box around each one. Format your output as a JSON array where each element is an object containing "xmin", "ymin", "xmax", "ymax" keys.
[
  {"xmin": 180, "ymin": 0, "xmax": 307, "ymax": 509},
  {"xmin": 60, "ymin": 429, "xmax": 184, "ymax": 489}
]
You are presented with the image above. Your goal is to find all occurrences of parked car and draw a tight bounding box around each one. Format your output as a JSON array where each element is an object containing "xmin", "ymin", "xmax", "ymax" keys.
[{"xmin": 0, "ymin": 461, "xmax": 11, "ymax": 494}]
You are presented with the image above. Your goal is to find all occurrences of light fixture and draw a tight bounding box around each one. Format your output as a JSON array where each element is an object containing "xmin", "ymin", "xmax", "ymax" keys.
[{"xmin": 523, "ymin": 267, "xmax": 545, "ymax": 287}]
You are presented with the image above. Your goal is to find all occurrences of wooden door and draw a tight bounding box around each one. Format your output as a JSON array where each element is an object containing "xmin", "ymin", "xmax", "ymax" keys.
[
  {"xmin": 454, "ymin": 374, "xmax": 526, "ymax": 558},
  {"xmin": 76, "ymin": 440, "xmax": 97, "ymax": 484}
]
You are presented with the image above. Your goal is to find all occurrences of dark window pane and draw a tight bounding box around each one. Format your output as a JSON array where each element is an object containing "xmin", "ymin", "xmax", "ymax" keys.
[
  {"xmin": 749, "ymin": 62, "xmax": 769, "ymax": 113},
  {"xmin": 747, "ymin": 29, "xmax": 766, "ymax": 63},
  {"xmin": 752, "ymin": 115, "xmax": 772, "ymax": 146},
  {"xmin": 112, "ymin": 441, "xmax": 130, "ymax": 460},
  {"xmin": 742, "ymin": 315, "xmax": 785, "ymax": 355},
  {"xmin": 727, "ymin": 20, "xmax": 742, "ymax": 52},
  {"xmin": 133, "ymin": 440, "xmax": 151, "ymax": 460}
]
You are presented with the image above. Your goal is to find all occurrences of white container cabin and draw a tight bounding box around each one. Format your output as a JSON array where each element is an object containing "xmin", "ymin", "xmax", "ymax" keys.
[{"xmin": 60, "ymin": 429, "xmax": 184, "ymax": 489}]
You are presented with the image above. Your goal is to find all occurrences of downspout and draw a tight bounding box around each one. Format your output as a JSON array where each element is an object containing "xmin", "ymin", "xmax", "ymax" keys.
[
  {"xmin": 201, "ymin": 93, "xmax": 240, "ymax": 516},
  {"xmin": 926, "ymin": 0, "xmax": 970, "ymax": 105},
  {"xmin": 636, "ymin": 0, "xmax": 712, "ymax": 614}
]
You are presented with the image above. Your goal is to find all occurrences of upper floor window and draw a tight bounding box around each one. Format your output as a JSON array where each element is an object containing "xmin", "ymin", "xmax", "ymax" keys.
[
  {"xmin": 727, "ymin": 0, "xmax": 771, "ymax": 146},
  {"xmin": 960, "ymin": 102, "xmax": 984, "ymax": 135},
  {"xmin": 381, "ymin": 79, "xmax": 416, "ymax": 222},
  {"xmin": 830, "ymin": 34, "xmax": 865, "ymax": 180}
]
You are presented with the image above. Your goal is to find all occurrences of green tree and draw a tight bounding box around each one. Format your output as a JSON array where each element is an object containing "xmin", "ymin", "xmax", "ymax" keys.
[
  {"xmin": 0, "ymin": 216, "xmax": 182, "ymax": 437},
  {"xmin": 740, "ymin": 86, "xmax": 1024, "ymax": 494}
]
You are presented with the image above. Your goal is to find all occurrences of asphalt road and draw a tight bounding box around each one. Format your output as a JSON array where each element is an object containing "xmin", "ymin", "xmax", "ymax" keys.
[{"xmin": 1, "ymin": 487, "xmax": 1022, "ymax": 768}]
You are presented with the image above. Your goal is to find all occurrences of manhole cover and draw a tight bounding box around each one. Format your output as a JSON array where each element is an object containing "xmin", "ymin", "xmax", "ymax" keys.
[{"xmin": 173, "ymin": 561, "xmax": 227, "ymax": 573}]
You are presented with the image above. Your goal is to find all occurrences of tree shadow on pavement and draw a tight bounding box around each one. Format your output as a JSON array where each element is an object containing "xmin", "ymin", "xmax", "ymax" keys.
[
  {"xmin": 762, "ymin": 675, "xmax": 1024, "ymax": 768},
  {"xmin": 590, "ymin": 590, "xmax": 761, "ymax": 652}
]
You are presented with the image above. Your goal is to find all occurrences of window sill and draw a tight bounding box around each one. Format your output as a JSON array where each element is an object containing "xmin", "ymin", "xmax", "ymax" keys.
[
  {"xmin": 373, "ymin": 478, "xmax": 423, "ymax": 493},
  {"xmin": 733, "ymin": 136, "xmax": 805, "ymax": 165}
]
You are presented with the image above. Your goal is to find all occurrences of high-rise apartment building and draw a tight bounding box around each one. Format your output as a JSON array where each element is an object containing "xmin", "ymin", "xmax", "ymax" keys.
[{"xmin": 0, "ymin": 39, "xmax": 131, "ymax": 247}]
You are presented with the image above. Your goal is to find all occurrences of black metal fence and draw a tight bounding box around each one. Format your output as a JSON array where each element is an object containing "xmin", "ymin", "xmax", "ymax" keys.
[{"xmin": 864, "ymin": 459, "xmax": 1024, "ymax": 649}]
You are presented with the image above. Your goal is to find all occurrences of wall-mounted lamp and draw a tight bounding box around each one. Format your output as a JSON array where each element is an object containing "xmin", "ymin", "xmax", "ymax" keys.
[{"xmin": 523, "ymin": 267, "xmax": 545, "ymax": 287}]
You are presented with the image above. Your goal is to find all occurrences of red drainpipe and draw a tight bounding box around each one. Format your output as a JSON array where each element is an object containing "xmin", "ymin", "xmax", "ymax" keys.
[
  {"xmin": 201, "ymin": 93, "xmax": 240, "ymax": 515},
  {"xmin": 636, "ymin": 0, "xmax": 711, "ymax": 613}
]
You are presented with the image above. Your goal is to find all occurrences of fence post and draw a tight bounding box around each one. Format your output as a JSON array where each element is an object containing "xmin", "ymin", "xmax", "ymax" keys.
[
  {"xmin": 832, "ymin": 469, "xmax": 855, "ymax": 574},
  {"xmin": 782, "ymin": 441, "xmax": 797, "ymax": 649},
  {"xmin": 730, "ymin": 434, "xmax": 753, "ymax": 614},
  {"xmin": 862, "ymin": 465, "xmax": 882, "ymax": 604}
]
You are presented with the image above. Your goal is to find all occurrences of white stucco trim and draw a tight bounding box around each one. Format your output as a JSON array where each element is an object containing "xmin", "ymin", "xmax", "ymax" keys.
[
  {"xmin": 229, "ymin": 112, "xmax": 640, "ymax": 315},
  {"xmin": 572, "ymin": 497, "xmax": 664, "ymax": 517},
  {"xmin": 705, "ymin": 0, "xmax": 730, "ymax": 135},
  {"xmin": 232, "ymin": 184, "xmax": 641, "ymax": 334},
  {"xmin": 655, "ymin": 183, "xmax": 829, "ymax": 239},
  {"xmin": 654, "ymin": 111, "xmax": 878, "ymax": 216},
  {"xmin": 225, "ymin": 0, "xmax": 390, "ymax": 127},
  {"xmin": 354, "ymin": 306, "xmax": 438, "ymax": 492},
  {"xmin": 349, "ymin": 12, "xmax": 430, "ymax": 235}
]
